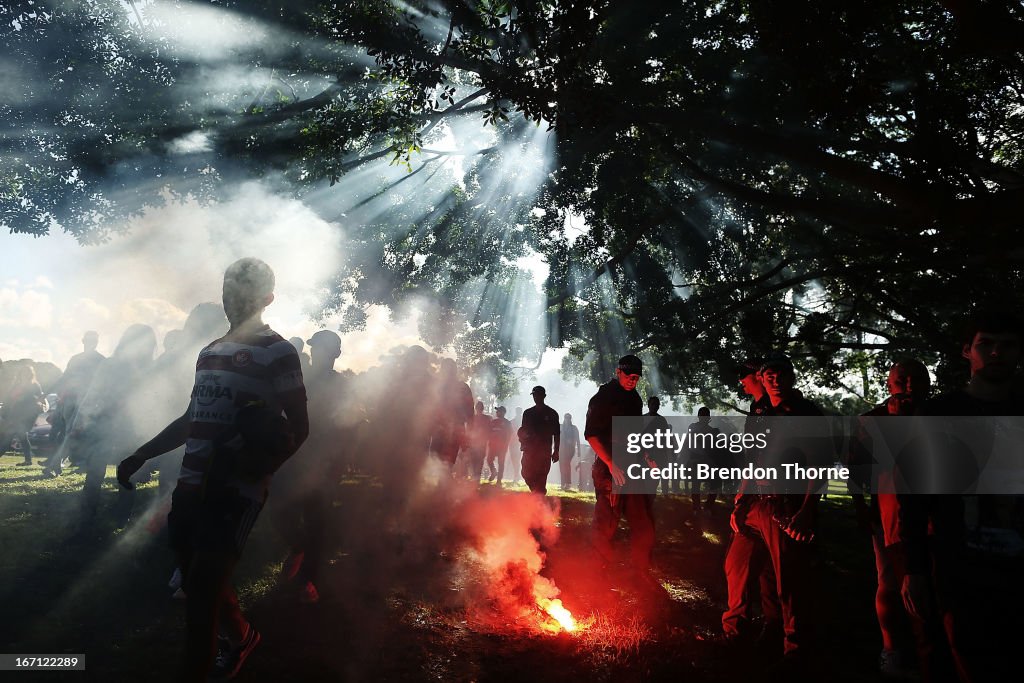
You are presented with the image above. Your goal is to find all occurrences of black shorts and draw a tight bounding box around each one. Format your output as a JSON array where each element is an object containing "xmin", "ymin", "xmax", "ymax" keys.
[{"xmin": 168, "ymin": 487, "xmax": 263, "ymax": 558}]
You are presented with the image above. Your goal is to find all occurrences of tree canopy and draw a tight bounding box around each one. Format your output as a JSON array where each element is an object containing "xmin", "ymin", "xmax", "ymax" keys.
[{"xmin": 4, "ymin": 1, "xmax": 1023, "ymax": 408}]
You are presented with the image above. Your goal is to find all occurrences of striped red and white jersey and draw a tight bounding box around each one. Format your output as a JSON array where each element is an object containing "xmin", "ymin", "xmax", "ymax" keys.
[{"xmin": 177, "ymin": 324, "xmax": 306, "ymax": 500}]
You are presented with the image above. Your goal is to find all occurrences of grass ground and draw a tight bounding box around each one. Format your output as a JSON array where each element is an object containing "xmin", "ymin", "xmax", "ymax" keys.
[{"xmin": 1, "ymin": 452, "xmax": 1020, "ymax": 682}]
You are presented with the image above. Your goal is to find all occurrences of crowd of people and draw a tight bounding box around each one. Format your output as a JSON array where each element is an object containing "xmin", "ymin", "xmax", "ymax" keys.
[{"xmin": 1, "ymin": 257, "xmax": 1020, "ymax": 683}]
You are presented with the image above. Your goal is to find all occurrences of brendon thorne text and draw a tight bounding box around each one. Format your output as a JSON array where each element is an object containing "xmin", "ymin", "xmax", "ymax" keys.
[
  {"xmin": 610, "ymin": 415, "xmax": 1024, "ymax": 496},
  {"xmin": 624, "ymin": 462, "xmax": 849, "ymax": 483}
]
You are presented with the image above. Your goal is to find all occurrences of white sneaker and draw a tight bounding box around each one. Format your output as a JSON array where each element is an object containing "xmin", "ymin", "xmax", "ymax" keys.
[{"xmin": 168, "ymin": 567, "xmax": 183, "ymax": 591}]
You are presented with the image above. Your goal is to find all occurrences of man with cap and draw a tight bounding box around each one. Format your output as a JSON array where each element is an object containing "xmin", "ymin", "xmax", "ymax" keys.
[
  {"xmin": 725, "ymin": 353, "xmax": 824, "ymax": 668},
  {"xmin": 584, "ymin": 354, "xmax": 654, "ymax": 580},
  {"xmin": 722, "ymin": 358, "xmax": 781, "ymax": 649},
  {"xmin": 517, "ymin": 386, "xmax": 560, "ymax": 495}
]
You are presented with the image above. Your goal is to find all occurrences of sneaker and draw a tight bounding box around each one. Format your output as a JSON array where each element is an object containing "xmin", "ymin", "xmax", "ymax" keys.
[
  {"xmin": 282, "ymin": 551, "xmax": 304, "ymax": 581},
  {"xmin": 299, "ymin": 581, "xmax": 320, "ymax": 604},
  {"xmin": 209, "ymin": 625, "xmax": 260, "ymax": 680},
  {"xmin": 168, "ymin": 567, "xmax": 183, "ymax": 591}
]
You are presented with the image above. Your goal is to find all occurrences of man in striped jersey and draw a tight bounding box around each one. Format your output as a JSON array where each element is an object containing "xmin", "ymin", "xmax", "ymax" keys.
[{"xmin": 118, "ymin": 257, "xmax": 308, "ymax": 682}]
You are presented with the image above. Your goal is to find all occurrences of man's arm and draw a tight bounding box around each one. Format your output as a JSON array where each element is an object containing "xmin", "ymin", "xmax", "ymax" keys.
[
  {"xmin": 116, "ymin": 409, "xmax": 191, "ymax": 489},
  {"xmin": 587, "ymin": 435, "xmax": 625, "ymax": 487}
]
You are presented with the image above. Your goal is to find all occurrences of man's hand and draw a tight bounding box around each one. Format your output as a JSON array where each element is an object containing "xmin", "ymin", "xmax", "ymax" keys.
[
  {"xmin": 901, "ymin": 574, "xmax": 932, "ymax": 620},
  {"xmin": 551, "ymin": 451, "xmax": 559, "ymax": 464},
  {"xmin": 609, "ymin": 462, "xmax": 626, "ymax": 487},
  {"xmin": 783, "ymin": 505, "xmax": 817, "ymax": 543},
  {"xmin": 117, "ymin": 453, "xmax": 145, "ymax": 490}
]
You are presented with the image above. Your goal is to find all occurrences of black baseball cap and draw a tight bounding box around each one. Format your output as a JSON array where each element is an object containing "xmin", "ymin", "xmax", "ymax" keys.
[
  {"xmin": 617, "ymin": 354, "xmax": 643, "ymax": 376},
  {"xmin": 760, "ymin": 353, "xmax": 794, "ymax": 374},
  {"xmin": 736, "ymin": 358, "xmax": 762, "ymax": 379},
  {"xmin": 307, "ymin": 330, "xmax": 342, "ymax": 352},
  {"xmin": 531, "ymin": 385, "xmax": 546, "ymax": 396}
]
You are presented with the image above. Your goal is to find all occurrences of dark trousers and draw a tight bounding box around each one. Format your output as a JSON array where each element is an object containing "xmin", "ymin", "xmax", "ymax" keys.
[
  {"xmin": 521, "ymin": 449, "xmax": 552, "ymax": 494},
  {"xmin": 485, "ymin": 442, "xmax": 506, "ymax": 482},
  {"xmin": 722, "ymin": 528, "xmax": 781, "ymax": 636},
  {"xmin": 889, "ymin": 541, "xmax": 974, "ymax": 683},
  {"xmin": 169, "ymin": 488, "xmax": 261, "ymax": 682},
  {"xmin": 466, "ymin": 445, "xmax": 486, "ymax": 483},
  {"xmin": 592, "ymin": 462, "xmax": 655, "ymax": 570},
  {"xmin": 729, "ymin": 498, "xmax": 816, "ymax": 656},
  {"xmin": 81, "ymin": 452, "xmax": 134, "ymax": 527}
]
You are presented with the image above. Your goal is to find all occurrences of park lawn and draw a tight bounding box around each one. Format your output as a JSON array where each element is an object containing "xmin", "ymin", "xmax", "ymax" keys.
[{"xmin": 1, "ymin": 451, "xmax": 1015, "ymax": 682}]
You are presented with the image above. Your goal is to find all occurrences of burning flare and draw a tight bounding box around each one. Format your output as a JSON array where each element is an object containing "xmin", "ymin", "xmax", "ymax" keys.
[{"xmin": 537, "ymin": 596, "xmax": 577, "ymax": 633}]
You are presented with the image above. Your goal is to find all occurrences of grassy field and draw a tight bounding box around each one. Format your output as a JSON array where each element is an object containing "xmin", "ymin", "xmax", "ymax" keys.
[{"xmin": 1, "ymin": 451, "xmax": 1019, "ymax": 682}]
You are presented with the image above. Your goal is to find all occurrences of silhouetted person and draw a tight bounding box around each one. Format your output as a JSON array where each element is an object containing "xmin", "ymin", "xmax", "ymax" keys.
[
  {"xmin": 643, "ymin": 398, "xmax": 671, "ymax": 495},
  {"xmin": 466, "ymin": 400, "xmax": 491, "ymax": 482},
  {"xmin": 430, "ymin": 358, "xmax": 473, "ymax": 472},
  {"xmin": 486, "ymin": 406, "xmax": 513, "ymax": 485},
  {"xmin": 289, "ymin": 336, "xmax": 312, "ymax": 371},
  {"xmin": 46, "ymin": 331, "xmax": 105, "ymax": 466},
  {"xmin": 76, "ymin": 324, "xmax": 157, "ymax": 528},
  {"xmin": 509, "ymin": 406, "xmax": 524, "ymax": 484},
  {"xmin": 722, "ymin": 358, "xmax": 780, "ymax": 646},
  {"xmin": 559, "ymin": 413, "xmax": 581, "ymax": 490},
  {"xmin": 585, "ymin": 355, "xmax": 654, "ymax": 582},
  {"xmin": 848, "ymin": 360, "xmax": 930, "ymax": 678},
  {"xmin": 726, "ymin": 354, "xmax": 824, "ymax": 667},
  {"xmin": 686, "ymin": 407, "xmax": 723, "ymax": 511},
  {"xmin": 375, "ymin": 345, "xmax": 437, "ymax": 506},
  {"xmin": 895, "ymin": 312, "xmax": 1023, "ymax": 683},
  {"xmin": 273, "ymin": 329, "xmax": 346, "ymax": 605},
  {"xmin": 1, "ymin": 365, "xmax": 46, "ymax": 465},
  {"xmin": 518, "ymin": 386, "xmax": 560, "ymax": 495},
  {"xmin": 117, "ymin": 258, "xmax": 308, "ymax": 682}
]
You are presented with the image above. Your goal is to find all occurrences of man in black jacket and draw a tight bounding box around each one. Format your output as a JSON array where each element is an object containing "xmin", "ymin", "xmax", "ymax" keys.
[
  {"xmin": 518, "ymin": 386, "xmax": 560, "ymax": 495},
  {"xmin": 585, "ymin": 355, "xmax": 652, "ymax": 576}
]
